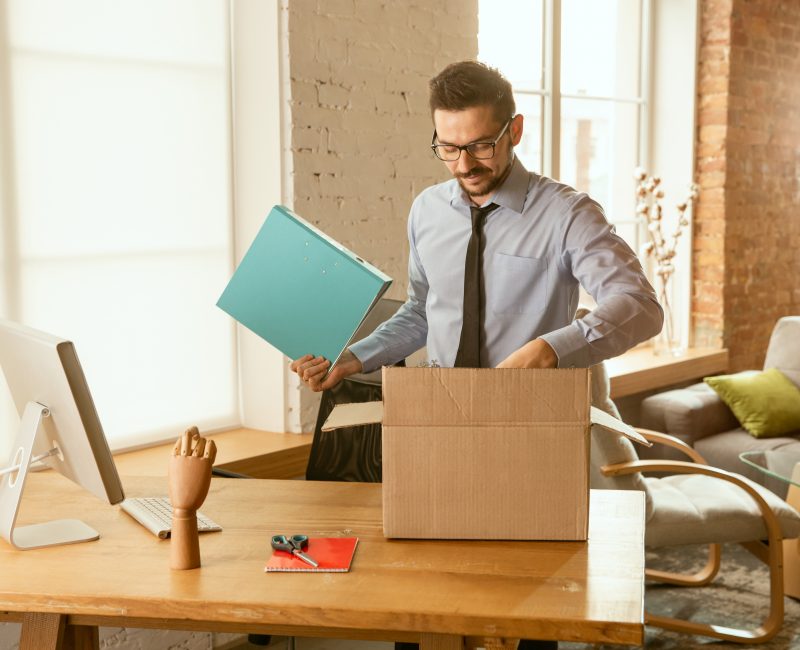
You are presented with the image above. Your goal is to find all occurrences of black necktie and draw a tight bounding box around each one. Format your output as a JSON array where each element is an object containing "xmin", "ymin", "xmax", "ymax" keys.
[{"xmin": 454, "ymin": 203, "xmax": 499, "ymax": 368}]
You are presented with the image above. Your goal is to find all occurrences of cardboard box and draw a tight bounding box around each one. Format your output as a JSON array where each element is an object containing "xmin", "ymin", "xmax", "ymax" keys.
[{"xmin": 323, "ymin": 367, "xmax": 647, "ymax": 541}]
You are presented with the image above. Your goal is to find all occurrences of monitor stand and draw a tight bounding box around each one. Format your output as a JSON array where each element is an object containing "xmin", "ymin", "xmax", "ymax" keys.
[{"xmin": 0, "ymin": 401, "xmax": 100, "ymax": 549}]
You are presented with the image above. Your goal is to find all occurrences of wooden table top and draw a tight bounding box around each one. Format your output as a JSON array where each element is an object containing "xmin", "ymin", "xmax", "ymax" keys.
[{"xmin": 1, "ymin": 474, "xmax": 645, "ymax": 645}]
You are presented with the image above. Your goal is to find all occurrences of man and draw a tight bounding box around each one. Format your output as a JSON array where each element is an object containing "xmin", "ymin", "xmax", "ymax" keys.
[
  {"xmin": 291, "ymin": 61, "xmax": 663, "ymax": 650},
  {"xmin": 293, "ymin": 60, "xmax": 662, "ymax": 387}
]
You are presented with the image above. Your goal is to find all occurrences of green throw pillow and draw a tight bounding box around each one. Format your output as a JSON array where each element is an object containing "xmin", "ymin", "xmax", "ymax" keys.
[{"xmin": 704, "ymin": 368, "xmax": 800, "ymax": 438}]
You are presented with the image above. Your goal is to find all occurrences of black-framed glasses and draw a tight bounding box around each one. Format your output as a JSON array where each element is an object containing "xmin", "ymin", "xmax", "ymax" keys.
[{"xmin": 430, "ymin": 118, "xmax": 513, "ymax": 162}]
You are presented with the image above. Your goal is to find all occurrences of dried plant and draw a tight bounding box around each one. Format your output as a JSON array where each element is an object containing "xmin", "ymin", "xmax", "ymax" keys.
[
  {"xmin": 634, "ymin": 168, "xmax": 698, "ymax": 352},
  {"xmin": 635, "ymin": 168, "xmax": 698, "ymax": 275}
]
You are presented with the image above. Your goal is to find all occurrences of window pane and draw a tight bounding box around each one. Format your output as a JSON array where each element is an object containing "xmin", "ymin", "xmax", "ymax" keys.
[
  {"xmin": 8, "ymin": 0, "xmax": 224, "ymax": 66},
  {"xmin": 559, "ymin": 98, "xmax": 639, "ymax": 245},
  {"xmin": 561, "ymin": 0, "xmax": 642, "ymax": 98},
  {"xmin": 3, "ymin": 0, "xmax": 236, "ymax": 448},
  {"xmin": 479, "ymin": 0, "xmax": 543, "ymax": 90},
  {"xmin": 513, "ymin": 93, "xmax": 542, "ymax": 173},
  {"xmin": 12, "ymin": 56, "xmax": 228, "ymax": 258},
  {"xmin": 19, "ymin": 253, "xmax": 236, "ymax": 440}
]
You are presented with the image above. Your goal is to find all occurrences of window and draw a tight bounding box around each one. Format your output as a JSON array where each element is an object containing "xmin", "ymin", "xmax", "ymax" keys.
[
  {"xmin": 479, "ymin": 0, "xmax": 650, "ymax": 252},
  {"xmin": 479, "ymin": 0, "xmax": 699, "ymax": 350},
  {"xmin": 0, "ymin": 0, "xmax": 237, "ymax": 453}
]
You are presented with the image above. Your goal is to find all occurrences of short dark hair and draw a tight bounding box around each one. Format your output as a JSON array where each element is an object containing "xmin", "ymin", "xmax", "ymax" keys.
[{"xmin": 429, "ymin": 61, "xmax": 515, "ymax": 124}]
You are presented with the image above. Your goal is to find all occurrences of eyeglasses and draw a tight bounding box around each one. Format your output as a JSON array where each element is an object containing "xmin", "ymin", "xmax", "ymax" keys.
[{"xmin": 430, "ymin": 118, "xmax": 513, "ymax": 162}]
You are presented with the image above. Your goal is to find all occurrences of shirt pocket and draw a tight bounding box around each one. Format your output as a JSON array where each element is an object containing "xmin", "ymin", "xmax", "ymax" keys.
[{"xmin": 488, "ymin": 253, "xmax": 548, "ymax": 315}]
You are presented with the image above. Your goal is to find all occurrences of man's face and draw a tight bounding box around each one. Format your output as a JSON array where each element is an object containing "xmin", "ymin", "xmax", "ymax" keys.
[{"xmin": 432, "ymin": 105, "xmax": 522, "ymax": 204}]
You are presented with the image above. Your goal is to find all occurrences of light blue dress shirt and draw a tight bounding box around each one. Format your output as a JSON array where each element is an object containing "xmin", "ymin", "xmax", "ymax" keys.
[{"xmin": 349, "ymin": 158, "xmax": 663, "ymax": 371}]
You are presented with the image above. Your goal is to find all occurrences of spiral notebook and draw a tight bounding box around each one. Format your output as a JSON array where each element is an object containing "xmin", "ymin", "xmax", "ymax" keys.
[{"xmin": 265, "ymin": 537, "xmax": 359, "ymax": 573}]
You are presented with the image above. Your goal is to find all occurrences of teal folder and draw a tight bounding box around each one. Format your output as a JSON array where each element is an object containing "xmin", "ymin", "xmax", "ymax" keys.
[{"xmin": 217, "ymin": 205, "xmax": 392, "ymax": 367}]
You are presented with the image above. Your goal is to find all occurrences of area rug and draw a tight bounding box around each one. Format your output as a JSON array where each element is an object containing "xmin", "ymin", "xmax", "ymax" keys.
[{"xmin": 563, "ymin": 542, "xmax": 800, "ymax": 649}]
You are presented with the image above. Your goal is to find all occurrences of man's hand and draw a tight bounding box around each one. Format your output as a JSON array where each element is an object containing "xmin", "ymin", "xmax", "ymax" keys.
[
  {"xmin": 496, "ymin": 338, "xmax": 558, "ymax": 369},
  {"xmin": 290, "ymin": 349, "xmax": 363, "ymax": 392}
]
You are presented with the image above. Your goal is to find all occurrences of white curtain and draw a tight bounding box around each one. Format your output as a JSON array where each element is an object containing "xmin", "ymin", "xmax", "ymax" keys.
[{"xmin": 0, "ymin": 0, "xmax": 237, "ymax": 454}]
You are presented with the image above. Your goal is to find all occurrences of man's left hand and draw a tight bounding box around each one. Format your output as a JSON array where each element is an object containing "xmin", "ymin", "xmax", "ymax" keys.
[{"xmin": 496, "ymin": 338, "xmax": 558, "ymax": 369}]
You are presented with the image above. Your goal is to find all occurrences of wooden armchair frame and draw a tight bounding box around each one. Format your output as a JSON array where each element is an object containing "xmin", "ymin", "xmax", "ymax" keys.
[{"xmin": 602, "ymin": 428, "xmax": 785, "ymax": 644}]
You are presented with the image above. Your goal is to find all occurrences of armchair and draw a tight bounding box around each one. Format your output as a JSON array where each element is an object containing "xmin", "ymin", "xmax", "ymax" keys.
[
  {"xmin": 640, "ymin": 316, "xmax": 800, "ymax": 498},
  {"xmin": 590, "ymin": 360, "xmax": 800, "ymax": 643}
]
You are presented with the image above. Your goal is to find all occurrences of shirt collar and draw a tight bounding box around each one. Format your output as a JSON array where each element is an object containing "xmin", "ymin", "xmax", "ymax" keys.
[{"xmin": 448, "ymin": 156, "xmax": 529, "ymax": 214}]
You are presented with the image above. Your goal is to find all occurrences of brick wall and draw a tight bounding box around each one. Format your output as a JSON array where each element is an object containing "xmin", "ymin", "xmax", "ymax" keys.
[
  {"xmin": 692, "ymin": 0, "xmax": 732, "ymax": 351},
  {"xmin": 286, "ymin": 0, "xmax": 478, "ymax": 294},
  {"xmin": 693, "ymin": 0, "xmax": 800, "ymax": 370},
  {"xmin": 284, "ymin": 0, "xmax": 478, "ymax": 429}
]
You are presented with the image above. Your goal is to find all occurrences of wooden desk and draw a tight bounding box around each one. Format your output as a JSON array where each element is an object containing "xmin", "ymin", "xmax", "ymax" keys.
[
  {"xmin": 113, "ymin": 428, "xmax": 313, "ymax": 478},
  {"xmin": 607, "ymin": 346, "xmax": 729, "ymax": 398},
  {"xmin": 0, "ymin": 474, "xmax": 645, "ymax": 649}
]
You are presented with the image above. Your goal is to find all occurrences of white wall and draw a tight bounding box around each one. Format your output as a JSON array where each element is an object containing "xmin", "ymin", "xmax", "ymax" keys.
[
  {"xmin": 648, "ymin": 0, "xmax": 700, "ymax": 348},
  {"xmin": 231, "ymin": 0, "xmax": 290, "ymax": 432},
  {"xmin": 283, "ymin": 0, "xmax": 479, "ymax": 431}
]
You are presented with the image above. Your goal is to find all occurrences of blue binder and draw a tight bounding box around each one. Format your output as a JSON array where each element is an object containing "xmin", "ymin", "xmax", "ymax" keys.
[{"xmin": 217, "ymin": 205, "xmax": 392, "ymax": 367}]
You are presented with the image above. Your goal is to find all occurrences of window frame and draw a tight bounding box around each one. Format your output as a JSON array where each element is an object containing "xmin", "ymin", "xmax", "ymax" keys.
[{"xmin": 511, "ymin": 0, "xmax": 653, "ymax": 255}]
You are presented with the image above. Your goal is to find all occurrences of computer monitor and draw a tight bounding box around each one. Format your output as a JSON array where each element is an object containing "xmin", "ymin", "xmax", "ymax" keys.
[{"xmin": 0, "ymin": 319, "xmax": 125, "ymax": 549}]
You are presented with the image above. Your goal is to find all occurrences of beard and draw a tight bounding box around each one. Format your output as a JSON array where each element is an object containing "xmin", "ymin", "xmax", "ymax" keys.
[{"xmin": 455, "ymin": 149, "xmax": 515, "ymax": 199}]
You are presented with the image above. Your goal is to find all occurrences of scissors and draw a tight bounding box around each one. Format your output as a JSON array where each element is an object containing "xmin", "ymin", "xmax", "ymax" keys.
[{"xmin": 271, "ymin": 534, "xmax": 319, "ymax": 568}]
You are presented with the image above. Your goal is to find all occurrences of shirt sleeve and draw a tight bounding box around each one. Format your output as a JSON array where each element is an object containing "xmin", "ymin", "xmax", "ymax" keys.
[
  {"xmin": 348, "ymin": 203, "xmax": 429, "ymax": 373},
  {"xmin": 539, "ymin": 195, "xmax": 664, "ymax": 368}
]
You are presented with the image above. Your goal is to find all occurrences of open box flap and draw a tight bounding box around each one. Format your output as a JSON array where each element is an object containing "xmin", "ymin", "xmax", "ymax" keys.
[
  {"xmin": 322, "ymin": 400, "xmax": 650, "ymax": 448},
  {"xmin": 321, "ymin": 401, "xmax": 383, "ymax": 431},
  {"xmin": 590, "ymin": 406, "xmax": 652, "ymax": 447}
]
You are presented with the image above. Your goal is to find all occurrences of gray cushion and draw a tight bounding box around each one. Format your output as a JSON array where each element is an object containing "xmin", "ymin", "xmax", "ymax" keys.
[
  {"xmin": 644, "ymin": 472, "xmax": 800, "ymax": 547},
  {"xmin": 640, "ymin": 382, "xmax": 740, "ymax": 443},
  {"xmin": 764, "ymin": 316, "xmax": 800, "ymax": 387}
]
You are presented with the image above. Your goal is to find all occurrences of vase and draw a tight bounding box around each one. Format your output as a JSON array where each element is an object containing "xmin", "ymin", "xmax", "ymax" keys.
[{"xmin": 654, "ymin": 272, "xmax": 684, "ymax": 356}]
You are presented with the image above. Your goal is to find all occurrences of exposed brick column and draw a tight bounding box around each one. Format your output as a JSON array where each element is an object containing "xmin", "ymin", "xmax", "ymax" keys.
[
  {"xmin": 692, "ymin": 0, "xmax": 732, "ymax": 351},
  {"xmin": 724, "ymin": 0, "xmax": 800, "ymax": 370},
  {"xmin": 693, "ymin": 0, "xmax": 800, "ymax": 370}
]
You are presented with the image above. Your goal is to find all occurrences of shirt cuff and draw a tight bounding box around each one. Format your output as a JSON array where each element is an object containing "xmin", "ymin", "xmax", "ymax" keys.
[
  {"xmin": 348, "ymin": 337, "xmax": 391, "ymax": 374},
  {"xmin": 540, "ymin": 323, "xmax": 591, "ymax": 369}
]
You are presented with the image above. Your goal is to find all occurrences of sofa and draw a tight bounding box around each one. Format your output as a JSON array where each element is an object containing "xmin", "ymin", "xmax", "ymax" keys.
[{"xmin": 639, "ymin": 316, "xmax": 800, "ymax": 498}]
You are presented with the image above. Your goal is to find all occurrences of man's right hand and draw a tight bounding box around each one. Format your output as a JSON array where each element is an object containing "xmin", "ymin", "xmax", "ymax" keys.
[{"xmin": 290, "ymin": 349, "xmax": 363, "ymax": 392}]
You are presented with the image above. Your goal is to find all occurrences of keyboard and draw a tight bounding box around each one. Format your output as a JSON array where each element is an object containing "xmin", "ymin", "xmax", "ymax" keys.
[{"xmin": 121, "ymin": 496, "xmax": 222, "ymax": 539}]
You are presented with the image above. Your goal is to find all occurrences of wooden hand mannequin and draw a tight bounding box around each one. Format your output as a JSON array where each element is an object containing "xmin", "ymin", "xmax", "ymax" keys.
[{"xmin": 168, "ymin": 426, "xmax": 217, "ymax": 570}]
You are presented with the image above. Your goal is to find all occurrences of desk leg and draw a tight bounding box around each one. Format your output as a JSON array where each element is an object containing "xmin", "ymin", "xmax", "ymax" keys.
[
  {"xmin": 19, "ymin": 614, "xmax": 99, "ymax": 650},
  {"xmin": 419, "ymin": 633, "xmax": 465, "ymax": 650},
  {"xmin": 20, "ymin": 613, "xmax": 65, "ymax": 650},
  {"xmin": 63, "ymin": 624, "xmax": 100, "ymax": 650}
]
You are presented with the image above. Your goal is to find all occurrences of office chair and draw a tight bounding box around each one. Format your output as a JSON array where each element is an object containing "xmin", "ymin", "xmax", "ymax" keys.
[{"xmin": 306, "ymin": 297, "xmax": 406, "ymax": 482}]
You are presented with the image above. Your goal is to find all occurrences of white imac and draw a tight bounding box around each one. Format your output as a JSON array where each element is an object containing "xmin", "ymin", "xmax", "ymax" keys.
[{"xmin": 0, "ymin": 319, "xmax": 125, "ymax": 549}]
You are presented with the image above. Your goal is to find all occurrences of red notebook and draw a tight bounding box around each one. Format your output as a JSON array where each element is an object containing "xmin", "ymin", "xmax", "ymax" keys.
[{"xmin": 265, "ymin": 537, "xmax": 359, "ymax": 572}]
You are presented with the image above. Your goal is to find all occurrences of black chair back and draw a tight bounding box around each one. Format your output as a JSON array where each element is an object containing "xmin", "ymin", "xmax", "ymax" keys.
[{"xmin": 305, "ymin": 298, "xmax": 405, "ymax": 482}]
